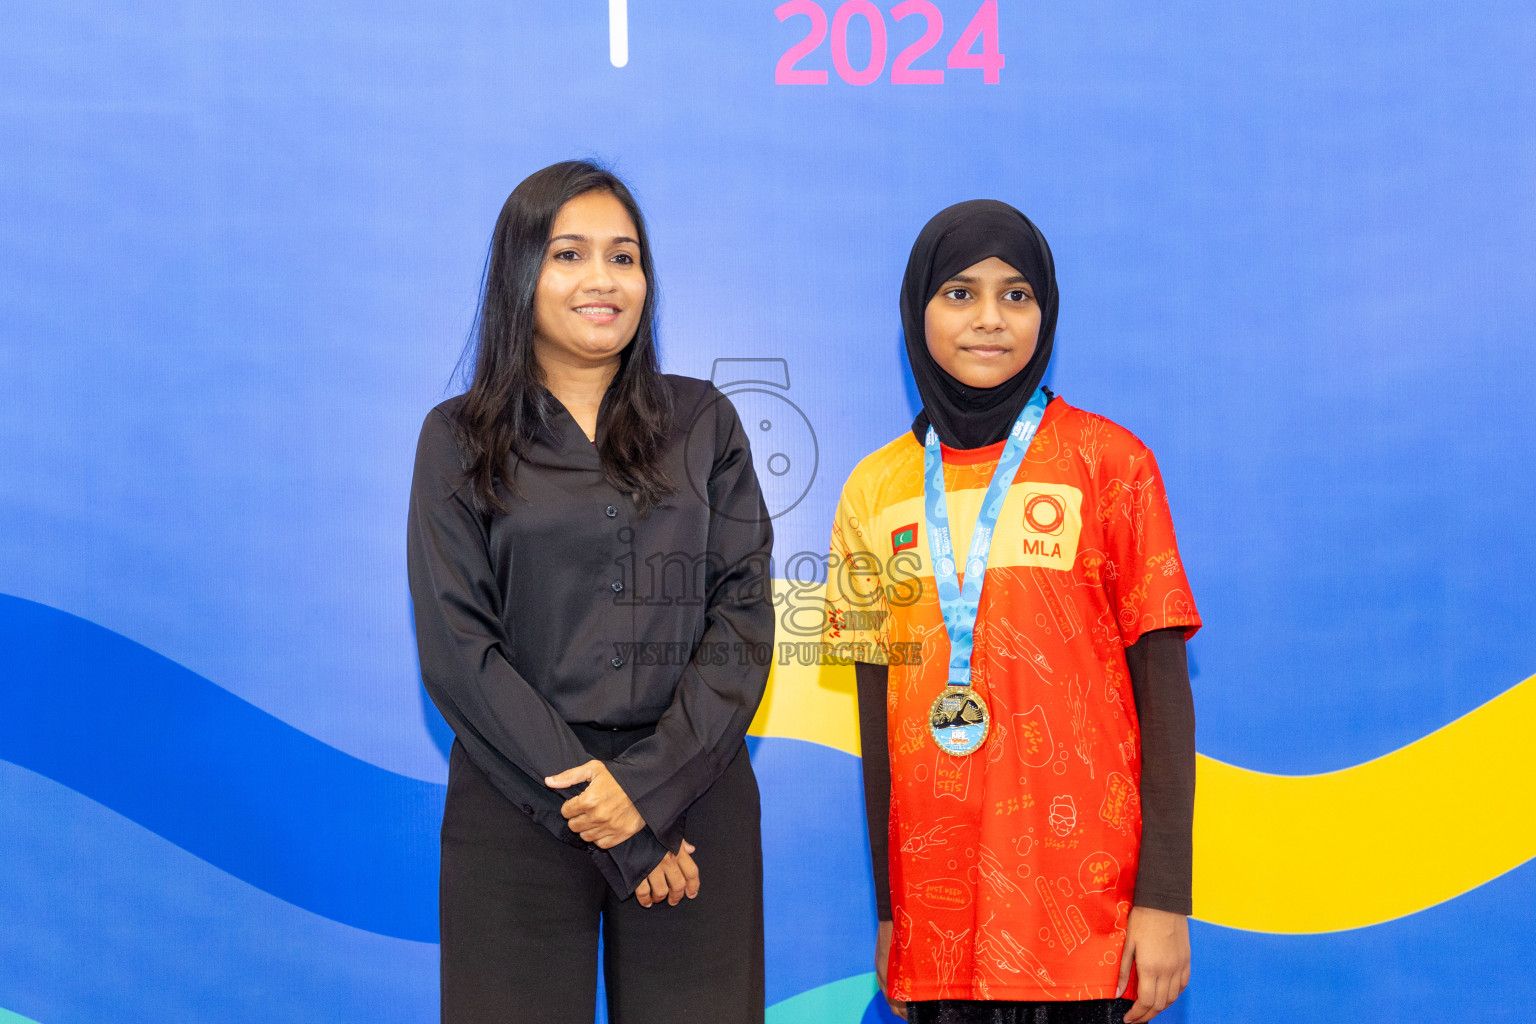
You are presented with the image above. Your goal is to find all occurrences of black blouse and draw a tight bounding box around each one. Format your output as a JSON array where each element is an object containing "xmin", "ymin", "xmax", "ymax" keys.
[{"xmin": 407, "ymin": 375, "xmax": 774, "ymax": 896}]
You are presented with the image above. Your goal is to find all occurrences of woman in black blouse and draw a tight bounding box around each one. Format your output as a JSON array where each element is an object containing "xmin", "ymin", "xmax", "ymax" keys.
[{"xmin": 407, "ymin": 161, "xmax": 773, "ymax": 1022}]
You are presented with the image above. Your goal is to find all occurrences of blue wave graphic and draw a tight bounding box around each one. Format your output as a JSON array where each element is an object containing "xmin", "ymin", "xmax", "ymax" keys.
[
  {"xmin": 754, "ymin": 736, "xmax": 877, "ymax": 1006},
  {"xmin": 0, "ymin": 743, "xmax": 873, "ymax": 1023},
  {"xmin": 3, "ymin": 593, "xmax": 1535, "ymax": 1021},
  {"xmin": 0, "ymin": 595, "xmax": 877, "ymax": 1005},
  {"xmin": 0, "ymin": 758, "xmax": 438, "ymax": 1024},
  {"xmin": 0, "ymin": 595, "xmax": 444, "ymax": 941},
  {"xmin": 11, "ymin": 726, "xmax": 1535, "ymax": 1024},
  {"xmin": 1183, "ymin": 857, "xmax": 1536, "ymax": 1022}
]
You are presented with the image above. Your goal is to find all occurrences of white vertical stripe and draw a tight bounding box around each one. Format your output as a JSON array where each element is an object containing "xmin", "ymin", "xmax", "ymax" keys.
[{"xmin": 608, "ymin": 0, "xmax": 628, "ymax": 68}]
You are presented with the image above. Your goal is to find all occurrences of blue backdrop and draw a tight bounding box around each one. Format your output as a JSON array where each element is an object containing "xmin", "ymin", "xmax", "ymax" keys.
[{"xmin": 2, "ymin": 1, "xmax": 1533, "ymax": 1020}]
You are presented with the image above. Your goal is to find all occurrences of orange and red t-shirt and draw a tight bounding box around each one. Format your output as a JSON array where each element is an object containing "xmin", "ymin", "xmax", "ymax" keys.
[{"xmin": 825, "ymin": 397, "xmax": 1200, "ymax": 1002}]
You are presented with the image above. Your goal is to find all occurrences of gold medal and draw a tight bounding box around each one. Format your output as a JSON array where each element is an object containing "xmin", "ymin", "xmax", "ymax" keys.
[{"xmin": 928, "ymin": 684, "xmax": 990, "ymax": 756}]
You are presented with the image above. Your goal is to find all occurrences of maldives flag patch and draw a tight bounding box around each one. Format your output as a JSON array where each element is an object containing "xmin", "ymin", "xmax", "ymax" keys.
[{"xmin": 891, "ymin": 523, "xmax": 918, "ymax": 554}]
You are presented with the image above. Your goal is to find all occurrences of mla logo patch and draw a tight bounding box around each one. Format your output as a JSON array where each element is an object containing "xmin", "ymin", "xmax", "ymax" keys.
[
  {"xmin": 892, "ymin": 523, "xmax": 918, "ymax": 554},
  {"xmin": 1006, "ymin": 482, "xmax": 1083, "ymax": 570}
]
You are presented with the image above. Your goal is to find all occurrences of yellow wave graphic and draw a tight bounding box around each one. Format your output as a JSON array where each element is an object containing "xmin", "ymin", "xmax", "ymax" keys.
[
  {"xmin": 748, "ymin": 649, "xmax": 862, "ymax": 758},
  {"xmin": 1194, "ymin": 674, "xmax": 1536, "ymax": 932},
  {"xmin": 746, "ymin": 583, "xmax": 1536, "ymax": 933}
]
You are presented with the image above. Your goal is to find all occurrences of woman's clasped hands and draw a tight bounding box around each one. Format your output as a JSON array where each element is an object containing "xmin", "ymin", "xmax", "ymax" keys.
[{"xmin": 545, "ymin": 760, "xmax": 701, "ymax": 908}]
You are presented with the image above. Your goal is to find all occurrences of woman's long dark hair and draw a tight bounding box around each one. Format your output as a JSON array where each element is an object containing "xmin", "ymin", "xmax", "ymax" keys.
[{"xmin": 456, "ymin": 161, "xmax": 674, "ymax": 513}]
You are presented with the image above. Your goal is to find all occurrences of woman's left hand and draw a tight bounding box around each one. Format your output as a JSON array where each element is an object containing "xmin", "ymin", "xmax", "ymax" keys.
[{"xmin": 545, "ymin": 760, "xmax": 646, "ymax": 848}]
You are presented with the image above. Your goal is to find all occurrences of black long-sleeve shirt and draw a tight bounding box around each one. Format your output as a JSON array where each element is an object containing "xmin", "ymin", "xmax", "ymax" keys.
[
  {"xmin": 407, "ymin": 376, "xmax": 774, "ymax": 897},
  {"xmin": 855, "ymin": 628, "xmax": 1197, "ymax": 919}
]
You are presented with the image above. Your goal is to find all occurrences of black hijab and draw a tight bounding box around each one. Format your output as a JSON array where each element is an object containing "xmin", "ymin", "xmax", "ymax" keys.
[{"xmin": 903, "ymin": 199, "xmax": 1059, "ymax": 450}]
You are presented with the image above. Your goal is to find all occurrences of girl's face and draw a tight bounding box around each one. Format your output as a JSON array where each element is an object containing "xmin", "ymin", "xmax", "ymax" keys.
[
  {"xmin": 923, "ymin": 256, "xmax": 1040, "ymax": 390},
  {"xmin": 532, "ymin": 191, "xmax": 646, "ymax": 371}
]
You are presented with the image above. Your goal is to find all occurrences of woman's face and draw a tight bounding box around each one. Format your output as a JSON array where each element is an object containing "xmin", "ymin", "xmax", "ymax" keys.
[
  {"xmin": 924, "ymin": 256, "xmax": 1041, "ymax": 390},
  {"xmin": 532, "ymin": 190, "xmax": 646, "ymax": 370}
]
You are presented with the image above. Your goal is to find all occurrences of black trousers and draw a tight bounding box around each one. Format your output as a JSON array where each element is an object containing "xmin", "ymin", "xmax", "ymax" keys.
[{"xmin": 440, "ymin": 730, "xmax": 765, "ymax": 1024}]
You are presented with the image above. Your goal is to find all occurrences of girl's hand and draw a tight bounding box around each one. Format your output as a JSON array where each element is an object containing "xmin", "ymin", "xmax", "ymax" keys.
[
  {"xmin": 635, "ymin": 842, "xmax": 700, "ymax": 907},
  {"xmin": 1117, "ymin": 907, "xmax": 1191, "ymax": 1022},
  {"xmin": 875, "ymin": 920, "xmax": 906, "ymax": 1019},
  {"xmin": 545, "ymin": 760, "xmax": 644, "ymax": 848}
]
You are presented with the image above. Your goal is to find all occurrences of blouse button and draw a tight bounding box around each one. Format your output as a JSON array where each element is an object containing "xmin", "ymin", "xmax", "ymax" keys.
[
  {"xmin": 605, "ymin": 505, "xmax": 617, "ymax": 517},
  {"xmin": 611, "ymin": 580, "xmax": 624, "ymax": 593},
  {"xmin": 611, "ymin": 655, "xmax": 624, "ymax": 668}
]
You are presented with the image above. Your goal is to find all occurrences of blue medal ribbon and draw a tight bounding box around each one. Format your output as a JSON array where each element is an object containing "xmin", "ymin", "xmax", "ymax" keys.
[{"xmin": 923, "ymin": 387, "xmax": 1050, "ymax": 690}]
